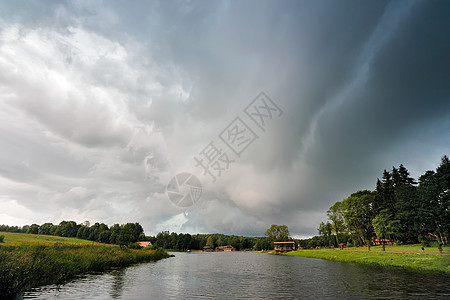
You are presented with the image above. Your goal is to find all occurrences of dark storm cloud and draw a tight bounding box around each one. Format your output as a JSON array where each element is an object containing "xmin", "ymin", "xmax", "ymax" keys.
[{"xmin": 0, "ymin": 0, "xmax": 448, "ymax": 237}]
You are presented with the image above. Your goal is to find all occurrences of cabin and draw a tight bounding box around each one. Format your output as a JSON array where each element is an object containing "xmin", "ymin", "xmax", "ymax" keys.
[
  {"xmin": 138, "ymin": 241, "xmax": 152, "ymax": 247},
  {"xmin": 203, "ymin": 246, "xmax": 213, "ymax": 252},
  {"xmin": 215, "ymin": 245, "xmax": 235, "ymax": 252},
  {"xmin": 274, "ymin": 241, "xmax": 296, "ymax": 253}
]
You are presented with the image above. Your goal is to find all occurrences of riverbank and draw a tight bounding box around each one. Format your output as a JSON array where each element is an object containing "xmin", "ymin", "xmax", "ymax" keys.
[
  {"xmin": 284, "ymin": 245, "xmax": 450, "ymax": 274},
  {"xmin": 0, "ymin": 232, "xmax": 170, "ymax": 297}
]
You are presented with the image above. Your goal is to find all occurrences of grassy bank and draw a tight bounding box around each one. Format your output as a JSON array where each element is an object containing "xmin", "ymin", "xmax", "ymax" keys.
[
  {"xmin": 284, "ymin": 244, "xmax": 450, "ymax": 274},
  {"xmin": 0, "ymin": 232, "xmax": 170, "ymax": 297}
]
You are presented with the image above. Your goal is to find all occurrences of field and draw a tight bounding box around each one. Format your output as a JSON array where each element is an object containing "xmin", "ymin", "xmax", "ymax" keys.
[
  {"xmin": 284, "ymin": 244, "xmax": 450, "ymax": 274},
  {"xmin": 0, "ymin": 232, "xmax": 170, "ymax": 297},
  {"xmin": 0, "ymin": 232, "xmax": 95, "ymax": 245}
]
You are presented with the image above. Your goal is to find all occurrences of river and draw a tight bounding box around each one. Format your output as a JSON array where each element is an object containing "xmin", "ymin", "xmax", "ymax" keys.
[{"xmin": 20, "ymin": 252, "xmax": 450, "ymax": 299}]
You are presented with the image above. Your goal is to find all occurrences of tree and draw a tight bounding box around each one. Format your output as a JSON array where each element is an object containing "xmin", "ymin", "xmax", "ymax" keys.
[
  {"xmin": 116, "ymin": 232, "xmax": 134, "ymax": 246},
  {"xmin": 318, "ymin": 222, "xmax": 334, "ymax": 247},
  {"xmin": 59, "ymin": 221, "xmax": 79, "ymax": 237},
  {"xmin": 327, "ymin": 202, "xmax": 346, "ymax": 245},
  {"xmin": 109, "ymin": 232, "xmax": 118, "ymax": 244},
  {"xmin": 206, "ymin": 236, "xmax": 215, "ymax": 248},
  {"xmin": 265, "ymin": 224, "xmax": 290, "ymax": 243},
  {"xmin": 374, "ymin": 170, "xmax": 396, "ymax": 216},
  {"xmin": 253, "ymin": 238, "xmax": 271, "ymax": 251},
  {"xmin": 76, "ymin": 226, "xmax": 87, "ymax": 239},
  {"xmin": 417, "ymin": 156, "xmax": 450, "ymax": 245},
  {"xmin": 373, "ymin": 209, "xmax": 400, "ymax": 247},
  {"xmin": 156, "ymin": 231, "xmax": 171, "ymax": 248},
  {"xmin": 38, "ymin": 223, "xmax": 53, "ymax": 235},
  {"xmin": 122, "ymin": 223, "xmax": 144, "ymax": 243},
  {"xmin": 435, "ymin": 155, "xmax": 450, "ymax": 245},
  {"xmin": 98, "ymin": 230, "xmax": 111, "ymax": 243},
  {"xmin": 49, "ymin": 225, "xmax": 60, "ymax": 236},
  {"xmin": 26, "ymin": 224, "xmax": 40, "ymax": 234}
]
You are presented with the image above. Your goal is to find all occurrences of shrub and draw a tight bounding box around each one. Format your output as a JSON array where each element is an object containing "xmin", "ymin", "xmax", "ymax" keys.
[
  {"xmin": 419, "ymin": 236, "xmax": 431, "ymax": 247},
  {"xmin": 0, "ymin": 235, "xmax": 4, "ymax": 243},
  {"xmin": 128, "ymin": 242, "xmax": 142, "ymax": 249}
]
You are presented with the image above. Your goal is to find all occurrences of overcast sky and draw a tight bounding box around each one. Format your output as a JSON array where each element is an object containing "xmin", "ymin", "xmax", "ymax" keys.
[{"xmin": 0, "ymin": 0, "xmax": 449, "ymax": 238}]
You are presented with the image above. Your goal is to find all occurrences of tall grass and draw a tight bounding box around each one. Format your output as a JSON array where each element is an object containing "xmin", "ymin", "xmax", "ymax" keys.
[{"xmin": 0, "ymin": 243, "xmax": 169, "ymax": 297}]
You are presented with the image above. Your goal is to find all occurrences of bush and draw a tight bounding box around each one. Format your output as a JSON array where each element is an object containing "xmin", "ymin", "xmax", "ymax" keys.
[
  {"xmin": 128, "ymin": 242, "xmax": 142, "ymax": 249},
  {"xmin": 0, "ymin": 235, "xmax": 4, "ymax": 243},
  {"xmin": 419, "ymin": 236, "xmax": 431, "ymax": 247}
]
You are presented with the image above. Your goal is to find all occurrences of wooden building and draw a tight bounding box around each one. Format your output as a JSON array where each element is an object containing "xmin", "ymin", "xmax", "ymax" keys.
[
  {"xmin": 215, "ymin": 245, "xmax": 235, "ymax": 252},
  {"xmin": 274, "ymin": 241, "xmax": 296, "ymax": 252}
]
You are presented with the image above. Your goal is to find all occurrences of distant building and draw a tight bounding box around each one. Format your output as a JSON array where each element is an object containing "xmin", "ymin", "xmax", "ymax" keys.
[
  {"xmin": 274, "ymin": 241, "xmax": 296, "ymax": 252},
  {"xmin": 215, "ymin": 245, "xmax": 235, "ymax": 252},
  {"xmin": 371, "ymin": 238, "xmax": 390, "ymax": 245},
  {"xmin": 138, "ymin": 241, "xmax": 152, "ymax": 247},
  {"xmin": 203, "ymin": 246, "xmax": 213, "ymax": 252}
]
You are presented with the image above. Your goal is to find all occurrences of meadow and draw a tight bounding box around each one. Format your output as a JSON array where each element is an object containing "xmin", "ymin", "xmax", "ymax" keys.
[
  {"xmin": 0, "ymin": 232, "xmax": 170, "ymax": 297},
  {"xmin": 285, "ymin": 244, "xmax": 450, "ymax": 274}
]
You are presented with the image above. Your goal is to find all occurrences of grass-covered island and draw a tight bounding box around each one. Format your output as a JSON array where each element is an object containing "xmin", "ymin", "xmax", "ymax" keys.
[
  {"xmin": 0, "ymin": 232, "xmax": 170, "ymax": 297},
  {"xmin": 284, "ymin": 244, "xmax": 450, "ymax": 274}
]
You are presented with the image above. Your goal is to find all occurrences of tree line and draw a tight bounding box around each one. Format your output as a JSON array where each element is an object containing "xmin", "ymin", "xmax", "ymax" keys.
[
  {"xmin": 19, "ymin": 221, "xmax": 145, "ymax": 246},
  {"xmin": 153, "ymin": 231, "xmax": 273, "ymax": 251},
  {"xmin": 0, "ymin": 225, "xmax": 28, "ymax": 233},
  {"xmin": 312, "ymin": 155, "xmax": 449, "ymax": 248},
  {"xmin": 1, "ymin": 221, "xmax": 294, "ymax": 251},
  {"xmin": 147, "ymin": 224, "xmax": 291, "ymax": 250}
]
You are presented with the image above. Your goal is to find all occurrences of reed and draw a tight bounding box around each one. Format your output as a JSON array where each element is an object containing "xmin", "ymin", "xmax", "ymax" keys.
[{"xmin": 0, "ymin": 241, "xmax": 169, "ymax": 297}]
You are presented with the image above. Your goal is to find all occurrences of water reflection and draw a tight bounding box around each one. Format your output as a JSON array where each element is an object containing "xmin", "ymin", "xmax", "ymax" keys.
[
  {"xmin": 109, "ymin": 269, "xmax": 126, "ymax": 299},
  {"xmin": 20, "ymin": 252, "xmax": 450, "ymax": 299}
]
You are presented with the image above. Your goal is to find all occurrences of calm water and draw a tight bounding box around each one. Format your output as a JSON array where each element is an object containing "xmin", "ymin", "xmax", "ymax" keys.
[{"xmin": 20, "ymin": 252, "xmax": 450, "ymax": 299}]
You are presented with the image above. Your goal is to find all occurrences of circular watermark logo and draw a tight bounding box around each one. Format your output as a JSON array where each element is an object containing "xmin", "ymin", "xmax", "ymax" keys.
[{"xmin": 167, "ymin": 173, "xmax": 202, "ymax": 207}]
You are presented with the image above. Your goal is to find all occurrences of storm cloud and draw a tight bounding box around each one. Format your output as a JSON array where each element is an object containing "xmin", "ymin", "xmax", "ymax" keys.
[{"xmin": 1, "ymin": 0, "xmax": 449, "ymax": 237}]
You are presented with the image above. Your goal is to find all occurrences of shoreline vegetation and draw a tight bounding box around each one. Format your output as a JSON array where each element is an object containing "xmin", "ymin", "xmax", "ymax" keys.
[
  {"xmin": 283, "ymin": 245, "xmax": 450, "ymax": 274},
  {"xmin": 0, "ymin": 232, "xmax": 170, "ymax": 297},
  {"xmin": 310, "ymin": 156, "xmax": 449, "ymax": 251}
]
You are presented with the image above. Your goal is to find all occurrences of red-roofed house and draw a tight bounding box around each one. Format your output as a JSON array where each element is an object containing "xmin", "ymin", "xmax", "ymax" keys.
[{"xmin": 138, "ymin": 241, "xmax": 152, "ymax": 247}]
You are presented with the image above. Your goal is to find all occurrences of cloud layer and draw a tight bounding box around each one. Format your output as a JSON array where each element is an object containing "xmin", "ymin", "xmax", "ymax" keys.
[{"xmin": 1, "ymin": 1, "xmax": 449, "ymax": 237}]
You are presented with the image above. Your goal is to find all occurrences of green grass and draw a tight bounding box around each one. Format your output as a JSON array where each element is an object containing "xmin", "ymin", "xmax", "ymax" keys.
[
  {"xmin": 0, "ymin": 232, "xmax": 94, "ymax": 245},
  {"xmin": 0, "ymin": 232, "xmax": 170, "ymax": 297},
  {"xmin": 337, "ymin": 244, "xmax": 449, "ymax": 255},
  {"xmin": 284, "ymin": 245, "xmax": 450, "ymax": 274}
]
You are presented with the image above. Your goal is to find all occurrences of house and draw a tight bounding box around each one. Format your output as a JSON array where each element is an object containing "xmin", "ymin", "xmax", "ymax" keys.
[
  {"xmin": 203, "ymin": 246, "xmax": 213, "ymax": 252},
  {"xmin": 215, "ymin": 245, "xmax": 235, "ymax": 252},
  {"xmin": 138, "ymin": 241, "xmax": 152, "ymax": 247},
  {"xmin": 274, "ymin": 241, "xmax": 296, "ymax": 252}
]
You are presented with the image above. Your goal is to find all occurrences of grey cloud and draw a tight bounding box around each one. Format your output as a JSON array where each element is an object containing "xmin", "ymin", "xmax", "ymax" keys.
[{"xmin": 0, "ymin": 1, "xmax": 448, "ymax": 238}]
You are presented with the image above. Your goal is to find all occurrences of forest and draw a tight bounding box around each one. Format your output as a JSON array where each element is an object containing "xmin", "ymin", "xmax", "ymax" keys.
[
  {"xmin": 301, "ymin": 155, "xmax": 449, "ymax": 249},
  {"xmin": 0, "ymin": 221, "xmax": 145, "ymax": 247},
  {"xmin": 0, "ymin": 222, "xmax": 275, "ymax": 251}
]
